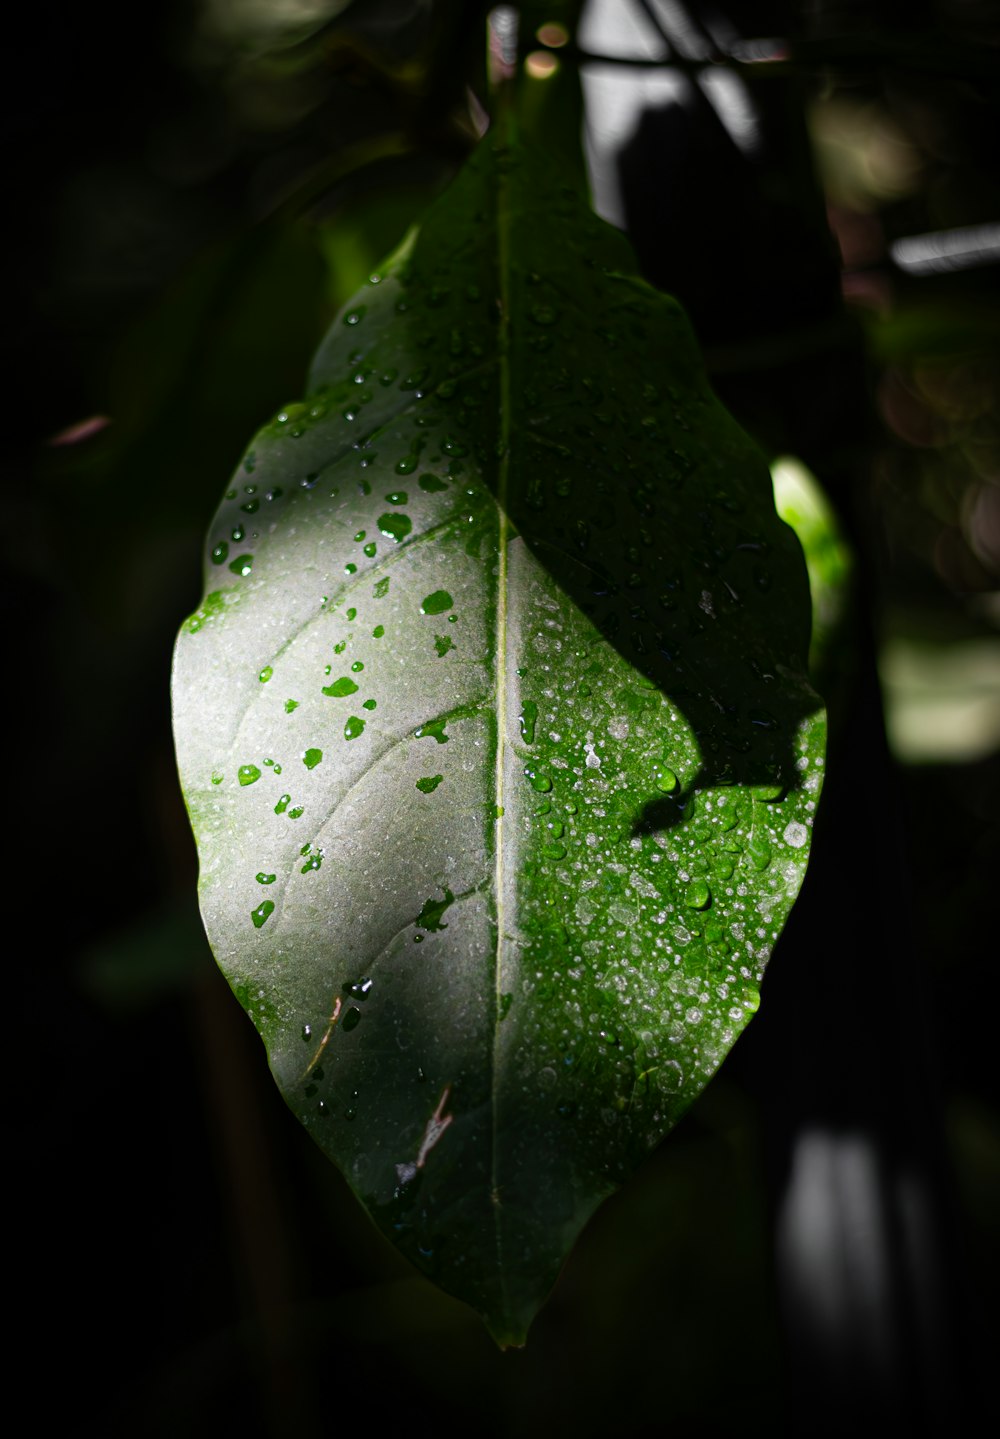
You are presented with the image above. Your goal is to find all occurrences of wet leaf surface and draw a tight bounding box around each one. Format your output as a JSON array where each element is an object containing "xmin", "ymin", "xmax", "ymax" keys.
[{"xmin": 173, "ymin": 124, "xmax": 825, "ymax": 1345}]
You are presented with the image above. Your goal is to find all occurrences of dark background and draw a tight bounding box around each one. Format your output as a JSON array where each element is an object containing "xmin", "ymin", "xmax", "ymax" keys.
[{"xmin": 7, "ymin": 2, "xmax": 998, "ymax": 1433}]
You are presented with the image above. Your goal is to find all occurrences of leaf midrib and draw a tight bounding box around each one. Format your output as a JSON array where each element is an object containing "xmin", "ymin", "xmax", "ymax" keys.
[{"xmin": 490, "ymin": 121, "xmax": 514, "ymax": 1322}]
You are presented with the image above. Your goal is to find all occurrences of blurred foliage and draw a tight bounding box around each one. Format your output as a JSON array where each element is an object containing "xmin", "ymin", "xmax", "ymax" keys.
[{"xmin": 8, "ymin": 0, "xmax": 998, "ymax": 1432}]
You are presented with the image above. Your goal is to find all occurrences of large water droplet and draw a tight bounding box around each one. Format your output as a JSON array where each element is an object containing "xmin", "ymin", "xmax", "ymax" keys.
[
  {"xmin": 251, "ymin": 900, "xmax": 275, "ymax": 929},
  {"xmin": 323, "ymin": 677, "xmax": 358, "ymax": 697},
  {"xmin": 415, "ymin": 718, "xmax": 449, "ymax": 744},
  {"xmin": 238, "ymin": 764, "xmax": 261, "ymax": 786},
  {"xmin": 420, "ymin": 589, "xmax": 453, "ymax": 615},
  {"xmin": 379, "ymin": 513, "xmax": 413, "ymax": 542},
  {"xmin": 415, "ymin": 888, "xmax": 455, "ymax": 932}
]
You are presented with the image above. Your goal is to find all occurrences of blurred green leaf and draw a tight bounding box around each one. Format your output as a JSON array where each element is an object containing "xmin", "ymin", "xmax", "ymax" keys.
[{"xmin": 771, "ymin": 455, "xmax": 853, "ymax": 691}]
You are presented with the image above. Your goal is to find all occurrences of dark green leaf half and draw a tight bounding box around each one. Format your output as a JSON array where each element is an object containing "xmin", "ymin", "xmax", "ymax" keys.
[{"xmin": 172, "ymin": 124, "xmax": 825, "ymax": 1346}]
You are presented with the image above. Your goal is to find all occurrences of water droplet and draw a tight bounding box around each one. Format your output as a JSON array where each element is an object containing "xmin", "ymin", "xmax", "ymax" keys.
[
  {"xmin": 419, "ymin": 474, "xmax": 448, "ymax": 492},
  {"xmin": 231, "ymin": 524, "xmax": 245, "ymax": 543},
  {"xmin": 259, "ymin": 666, "xmax": 273, "ymax": 683},
  {"xmin": 351, "ymin": 661, "xmax": 364, "ymax": 672},
  {"xmin": 525, "ymin": 767, "xmax": 552, "ymax": 792},
  {"xmin": 362, "ymin": 699, "xmax": 376, "ymax": 711},
  {"xmin": 420, "ymin": 590, "xmax": 453, "ymax": 615},
  {"xmin": 654, "ymin": 766, "xmax": 677, "ymax": 793},
  {"xmin": 288, "ymin": 805, "xmax": 304, "ymax": 819},
  {"xmin": 301, "ymin": 1024, "xmax": 311, "ymax": 1042},
  {"xmin": 229, "ymin": 555, "xmax": 253, "ymax": 576},
  {"xmin": 256, "ymin": 872, "xmax": 276, "ymax": 885},
  {"xmin": 753, "ymin": 782, "xmax": 784, "ymax": 802},
  {"xmin": 519, "ymin": 701, "xmax": 537, "ymax": 744},
  {"xmin": 395, "ymin": 454, "xmax": 418, "ymax": 475},
  {"xmin": 323, "ymin": 677, "xmax": 358, "ymax": 697},
  {"xmin": 284, "ymin": 698, "xmax": 299, "ymax": 714},
  {"xmin": 251, "ymin": 900, "xmax": 275, "ymax": 929},
  {"xmin": 344, "ymin": 562, "xmax": 357, "ymax": 575},
  {"xmin": 211, "ymin": 542, "xmax": 228, "ymax": 565},
  {"xmin": 415, "ymin": 717, "xmax": 448, "ymax": 744},
  {"xmin": 434, "ymin": 634, "xmax": 454, "ymax": 657},
  {"xmin": 274, "ymin": 793, "xmax": 290, "ymax": 814},
  {"xmin": 343, "ymin": 307, "xmax": 366, "ymax": 326},
  {"xmin": 373, "ymin": 576, "xmax": 390, "ymax": 599},
  {"xmin": 415, "ymin": 887, "xmax": 455, "ymax": 932},
  {"xmin": 373, "ymin": 625, "xmax": 385, "ymax": 638},
  {"xmin": 302, "ymin": 748, "xmax": 323, "ymax": 769},
  {"xmin": 686, "ymin": 879, "xmax": 711, "ymax": 909},
  {"xmin": 346, "ymin": 607, "xmax": 357, "ymax": 621},
  {"xmin": 378, "ymin": 512, "xmax": 413, "ymax": 542},
  {"xmin": 416, "ymin": 775, "xmax": 443, "ymax": 793},
  {"xmin": 344, "ymin": 716, "xmax": 366, "ymax": 740},
  {"xmin": 238, "ymin": 764, "xmax": 261, "ymax": 786},
  {"xmin": 342, "ymin": 1006, "xmax": 362, "ymax": 1030}
]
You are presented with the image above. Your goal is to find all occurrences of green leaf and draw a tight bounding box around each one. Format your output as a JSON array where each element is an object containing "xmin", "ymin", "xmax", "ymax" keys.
[{"xmin": 173, "ymin": 123, "xmax": 825, "ymax": 1347}]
